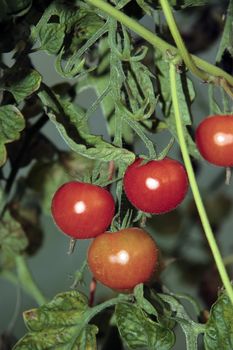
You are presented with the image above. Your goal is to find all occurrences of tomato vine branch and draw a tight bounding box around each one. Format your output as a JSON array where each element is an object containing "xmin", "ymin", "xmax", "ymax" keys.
[
  {"xmin": 15, "ymin": 255, "xmax": 47, "ymax": 306},
  {"xmin": 159, "ymin": 0, "xmax": 210, "ymax": 82},
  {"xmin": 85, "ymin": 0, "xmax": 233, "ymax": 95},
  {"xmin": 1, "ymin": 256, "xmax": 47, "ymax": 306},
  {"xmin": 169, "ymin": 63, "xmax": 233, "ymax": 306},
  {"xmin": 69, "ymin": 294, "xmax": 133, "ymax": 347}
]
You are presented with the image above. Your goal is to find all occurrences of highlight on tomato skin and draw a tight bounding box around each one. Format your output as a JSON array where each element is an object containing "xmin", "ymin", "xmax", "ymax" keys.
[
  {"xmin": 87, "ymin": 227, "xmax": 159, "ymax": 291},
  {"xmin": 123, "ymin": 157, "xmax": 189, "ymax": 214},
  {"xmin": 51, "ymin": 181, "xmax": 115, "ymax": 239},
  {"xmin": 195, "ymin": 115, "xmax": 233, "ymax": 167}
]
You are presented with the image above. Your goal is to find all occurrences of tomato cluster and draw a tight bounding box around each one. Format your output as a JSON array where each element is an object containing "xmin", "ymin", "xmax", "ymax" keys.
[
  {"xmin": 50, "ymin": 113, "xmax": 232, "ymax": 290},
  {"xmin": 51, "ymin": 155, "xmax": 190, "ymax": 289}
]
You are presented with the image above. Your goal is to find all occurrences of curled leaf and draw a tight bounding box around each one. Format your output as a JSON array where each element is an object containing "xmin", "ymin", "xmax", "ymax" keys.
[{"xmin": 0, "ymin": 105, "xmax": 25, "ymax": 166}]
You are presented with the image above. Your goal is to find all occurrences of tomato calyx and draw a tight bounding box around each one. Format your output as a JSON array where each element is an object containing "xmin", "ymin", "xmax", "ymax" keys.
[{"xmin": 136, "ymin": 137, "xmax": 175, "ymax": 165}]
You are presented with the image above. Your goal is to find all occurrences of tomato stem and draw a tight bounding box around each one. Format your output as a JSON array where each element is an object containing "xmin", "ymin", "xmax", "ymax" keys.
[
  {"xmin": 67, "ymin": 238, "xmax": 77, "ymax": 255},
  {"xmin": 159, "ymin": 0, "xmax": 209, "ymax": 83},
  {"xmin": 68, "ymin": 294, "xmax": 133, "ymax": 348},
  {"xmin": 87, "ymin": 294, "xmax": 133, "ymax": 316},
  {"xmin": 85, "ymin": 0, "xmax": 233, "ymax": 95},
  {"xmin": 225, "ymin": 167, "xmax": 231, "ymax": 185},
  {"xmin": 169, "ymin": 63, "xmax": 233, "ymax": 306},
  {"xmin": 89, "ymin": 277, "xmax": 97, "ymax": 307}
]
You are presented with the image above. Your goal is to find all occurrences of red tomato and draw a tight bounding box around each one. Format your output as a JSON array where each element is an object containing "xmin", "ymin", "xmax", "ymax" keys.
[
  {"xmin": 195, "ymin": 115, "xmax": 233, "ymax": 166},
  {"xmin": 51, "ymin": 181, "xmax": 115, "ymax": 239},
  {"xmin": 123, "ymin": 157, "xmax": 188, "ymax": 214},
  {"xmin": 87, "ymin": 227, "xmax": 158, "ymax": 290}
]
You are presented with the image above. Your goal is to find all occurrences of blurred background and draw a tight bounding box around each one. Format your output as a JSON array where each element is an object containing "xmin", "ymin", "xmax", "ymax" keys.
[{"xmin": 0, "ymin": 1, "xmax": 233, "ymax": 349}]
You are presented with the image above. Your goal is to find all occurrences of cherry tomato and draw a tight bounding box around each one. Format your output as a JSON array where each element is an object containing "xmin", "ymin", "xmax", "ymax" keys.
[
  {"xmin": 123, "ymin": 157, "xmax": 188, "ymax": 214},
  {"xmin": 51, "ymin": 181, "xmax": 115, "ymax": 239},
  {"xmin": 87, "ymin": 227, "xmax": 158, "ymax": 290},
  {"xmin": 195, "ymin": 115, "xmax": 233, "ymax": 166}
]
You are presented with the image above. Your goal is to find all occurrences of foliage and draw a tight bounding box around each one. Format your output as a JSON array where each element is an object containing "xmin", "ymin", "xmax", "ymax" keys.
[
  {"xmin": 0, "ymin": 0, "xmax": 233, "ymax": 349},
  {"xmin": 204, "ymin": 290, "xmax": 233, "ymax": 349}
]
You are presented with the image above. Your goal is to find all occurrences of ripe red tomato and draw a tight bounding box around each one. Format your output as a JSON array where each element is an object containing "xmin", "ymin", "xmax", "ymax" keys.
[
  {"xmin": 123, "ymin": 157, "xmax": 188, "ymax": 214},
  {"xmin": 195, "ymin": 115, "xmax": 233, "ymax": 166},
  {"xmin": 87, "ymin": 227, "xmax": 158, "ymax": 290},
  {"xmin": 51, "ymin": 181, "xmax": 115, "ymax": 239}
]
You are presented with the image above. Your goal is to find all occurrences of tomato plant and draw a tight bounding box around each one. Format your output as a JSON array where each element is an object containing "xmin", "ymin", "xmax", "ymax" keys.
[
  {"xmin": 1, "ymin": 0, "xmax": 233, "ymax": 349},
  {"xmin": 195, "ymin": 115, "xmax": 233, "ymax": 166},
  {"xmin": 51, "ymin": 181, "xmax": 115, "ymax": 239},
  {"xmin": 87, "ymin": 227, "xmax": 158, "ymax": 290},
  {"xmin": 123, "ymin": 157, "xmax": 189, "ymax": 214}
]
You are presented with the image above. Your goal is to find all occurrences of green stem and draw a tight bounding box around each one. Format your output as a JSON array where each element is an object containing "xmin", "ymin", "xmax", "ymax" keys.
[
  {"xmin": 87, "ymin": 294, "xmax": 132, "ymax": 320},
  {"xmin": 0, "ymin": 270, "xmax": 18, "ymax": 284},
  {"xmin": 159, "ymin": 0, "xmax": 210, "ymax": 82},
  {"xmin": 169, "ymin": 63, "xmax": 233, "ymax": 306},
  {"xmin": 69, "ymin": 293, "xmax": 132, "ymax": 348},
  {"xmin": 85, "ymin": 0, "xmax": 233, "ymax": 89},
  {"xmin": 15, "ymin": 255, "xmax": 47, "ymax": 306}
]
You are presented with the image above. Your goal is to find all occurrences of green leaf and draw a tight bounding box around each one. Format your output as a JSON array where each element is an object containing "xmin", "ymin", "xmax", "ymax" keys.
[
  {"xmin": 115, "ymin": 302, "xmax": 175, "ymax": 350},
  {"xmin": 76, "ymin": 324, "xmax": 98, "ymax": 350},
  {"xmin": 13, "ymin": 290, "xmax": 98, "ymax": 350},
  {"xmin": 31, "ymin": 1, "xmax": 104, "ymax": 71},
  {"xmin": 38, "ymin": 24, "xmax": 66, "ymax": 54},
  {"xmin": 27, "ymin": 154, "xmax": 94, "ymax": 214},
  {"xmin": 142, "ymin": 288, "xmax": 176, "ymax": 330},
  {"xmin": 158, "ymin": 138, "xmax": 175, "ymax": 159},
  {"xmin": 108, "ymin": 19, "xmax": 126, "ymax": 100},
  {"xmin": 86, "ymin": 75, "xmax": 114, "ymax": 120},
  {"xmin": 155, "ymin": 52, "xmax": 199, "ymax": 159},
  {"xmin": 208, "ymin": 85, "xmax": 222, "ymax": 115},
  {"xmin": 159, "ymin": 293, "xmax": 205, "ymax": 350},
  {"xmin": 146, "ymin": 0, "xmax": 209, "ymax": 9},
  {"xmin": 38, "ymin": 88, "xmax": 135, "ymax": 165},
  {"xmin": 0, "ymin": 0, "xmax": 31, "ymax": 21},
  {"xmin": 177, "ymin": 0, "xmax": 209, "ymax": 7},
  {"xmin": 78, "ymin": 22, "xmax": 157, "ymax": 148},
  {"xmin": 31, "ymin": 2, "xmax": 79, "ymax": 37},
  {"xmin": 0, "ymin": 105, "xmax": 25, "ymax": 166},
  {"xmin": 108, "ymin": 19, "xmax": 136, "ymax": 145},
  {"xmin": 216, "ymin": 0, "xmax": 233, "ymax": 62},
  {"xmin": 27, "ymin": 161, "xmax": 71, "ymax": 214},
  {"xmin": 80, "ymin": 73, "xmax": 133, "ymax": 144},
  {"xmin": 0, "ymin": 211, "xmax": 28, "ymax": 256},
  {"xmin": 134, "ymin": 284, "xmax": 158, "ymax": 317},
  {"xmin": 56, "ymin": 22, "xmax": 108, "ymax": 79},
  {"xmin": 123, "ymin": 106, "xmax": 157, "ymax": 159},
  {"xmin": 0, "ymin": 184, "xmax": 5, "ymax": 214},
  {"xmin": 204, "ymin": 291, "xmax": 233, "ymax": 350},
  {"xmin": 128, "ymin": 60, "xmax": 157, "ymax": 120},
  {"xmin": 0, "ymin": 67, "xmax": 42, "ymax": 103},
  {"xmin": 71, "ymin": 10, "xmax": 105, "ymax": 48},
  {"xmin": 136, "ymin": 0, "xmax": 152, "ymax": 14},
  {"xmin": 55, "ymin": 51, "xmax": 86, "ymax": 78},
  {"xmin": 24, "ymin": 291, "xmax": 88, "ymax": 331}
]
